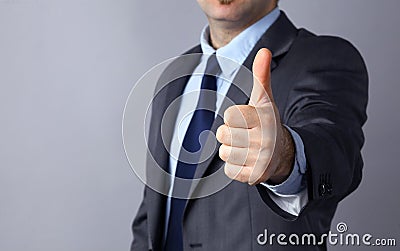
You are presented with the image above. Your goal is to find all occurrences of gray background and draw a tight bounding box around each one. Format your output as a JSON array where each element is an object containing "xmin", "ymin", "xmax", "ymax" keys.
[{"xmin": 0, "ymin": 0, "xmax": 399, "ymax": 250}]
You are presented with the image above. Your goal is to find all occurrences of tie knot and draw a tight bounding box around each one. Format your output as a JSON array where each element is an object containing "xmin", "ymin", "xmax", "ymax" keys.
[{"xmin": 204, "ymin": 53, "xmax": 221, "ymax": 76}]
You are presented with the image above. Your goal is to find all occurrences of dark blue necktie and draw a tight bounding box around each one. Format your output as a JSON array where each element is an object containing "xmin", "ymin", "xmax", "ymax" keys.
[{"xmin": 164, "ymin": 54, "xmax": 220, "ymax": 251}]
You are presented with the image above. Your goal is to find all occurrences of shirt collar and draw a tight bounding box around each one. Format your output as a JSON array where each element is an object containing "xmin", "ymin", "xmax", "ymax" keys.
[{"xmin": 200, "ymin": 7, "xmax": 280, "ymax": 77}]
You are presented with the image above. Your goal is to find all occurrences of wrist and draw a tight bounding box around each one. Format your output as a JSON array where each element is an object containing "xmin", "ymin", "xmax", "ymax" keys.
[{"xmin": 268, "ymin": 125, "xmax": 295, "ymax": 184}]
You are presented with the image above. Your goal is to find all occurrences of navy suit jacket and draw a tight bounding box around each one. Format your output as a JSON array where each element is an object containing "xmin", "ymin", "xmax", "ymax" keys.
[{"xmin": 131, "ymin": 11, "xmax": 368, "ymax": 251}]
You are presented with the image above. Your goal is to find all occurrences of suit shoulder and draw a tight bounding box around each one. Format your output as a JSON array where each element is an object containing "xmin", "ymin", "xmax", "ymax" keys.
[
  {"xmin": 289, "ymin": 29, "xmax": 366, "ymax": 73},
  {"xmin": 295, "ymin": 29, "xmax": 364, "ymax": 61}
]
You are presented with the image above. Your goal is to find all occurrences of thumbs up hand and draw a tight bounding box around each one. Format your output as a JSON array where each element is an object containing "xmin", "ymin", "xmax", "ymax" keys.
[{"xmin": 216, "ymin": 48, "xmax": 295, "ymax": 185}]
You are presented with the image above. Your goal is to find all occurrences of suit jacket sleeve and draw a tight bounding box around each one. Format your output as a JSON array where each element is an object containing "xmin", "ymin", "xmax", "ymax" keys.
[{"xmin": 257, "ymin": 35, "xmax": 368, "ymax": 220}]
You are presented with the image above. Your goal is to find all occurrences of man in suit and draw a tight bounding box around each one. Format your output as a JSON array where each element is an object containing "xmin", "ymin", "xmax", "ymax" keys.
[{"xmin": 131, "ymin": 0, "xmax": 368, "ymax": 250}]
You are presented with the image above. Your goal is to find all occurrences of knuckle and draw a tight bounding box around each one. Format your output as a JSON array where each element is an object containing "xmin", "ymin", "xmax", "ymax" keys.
[
  {"xmin": 224, "ymin": 164, "xmax": 236, "ymax": 179},
  {"xmin": 250, "ymin": 166, "xmax": 265, "ymax": 184},
  {"xmin": 246, "ymin": 150, "xmax": 258, "ymax": 165},
  {"xmin": 224, "ymin": 106, "xmax": 239, "ymax": 123},
  {"xmin": 232, "ymin": 152, "xmax": 244, "ymax": 165},
  {"xmin": 237, "ymin": 173, "xmax": 248, "ymax": 183},
  {"xmin": 219, "ymin": 144, "xmax": 230, "ymax": 161},
  {"xmin": 216, "ymin": 125, "xmax": 229, "ymax": 143},
  {"xmin": 224, "ymin": 164, "xmax": 247, "ymax": 182},
  {"xmin": 235, "ymin": 169, "xmax": 247, "ymax": 183}
]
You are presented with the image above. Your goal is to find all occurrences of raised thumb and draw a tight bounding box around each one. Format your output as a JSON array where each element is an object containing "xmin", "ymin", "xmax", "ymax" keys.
[{"xmin": 249, "ymin": 48, "xmax": 274, "ymax": 106}]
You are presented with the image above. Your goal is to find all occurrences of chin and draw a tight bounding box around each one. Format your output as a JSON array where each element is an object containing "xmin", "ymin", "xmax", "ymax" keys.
[
  {"xmin": 208, "ymin": 1, "xmax": 244, "ymax": 21},
  {"xmin": 198, "ymin": 0, "xmax": 252, "ymax": 23}
]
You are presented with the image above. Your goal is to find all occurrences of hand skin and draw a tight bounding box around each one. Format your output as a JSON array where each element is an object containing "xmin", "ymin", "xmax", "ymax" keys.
[{"xmin": 216, "ymin": 48, "xmax": 295, "ymax": 186}]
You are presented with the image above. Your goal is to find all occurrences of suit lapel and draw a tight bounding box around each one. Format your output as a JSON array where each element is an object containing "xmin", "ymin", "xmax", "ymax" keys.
[{"xmin": 146, "ymin": 47, "xmax": 203, "ymax": 249}]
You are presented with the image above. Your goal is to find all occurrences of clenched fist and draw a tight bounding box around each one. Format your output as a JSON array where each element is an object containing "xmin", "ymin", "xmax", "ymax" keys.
[{"xmin": 216, "ymin": 48, "xmax": 295, "ymax": 185}]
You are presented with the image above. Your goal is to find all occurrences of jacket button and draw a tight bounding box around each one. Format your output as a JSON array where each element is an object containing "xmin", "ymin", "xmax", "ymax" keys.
[
  {"xmin": 319, "ymin": 183, "xmax": 327, "ymax": 196},
  {"xmin": 319, "ymin": 183, "xmax": 333, "ymax": 196},
  {"xmin": 326, "ymin": 184, "xmax": 333, "ymax": 194}
]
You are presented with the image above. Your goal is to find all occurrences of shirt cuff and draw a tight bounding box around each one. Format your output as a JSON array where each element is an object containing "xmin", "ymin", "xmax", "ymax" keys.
[{"xmin": 261, "ymin": 125, "xmax": 307, "ymax": 195}]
